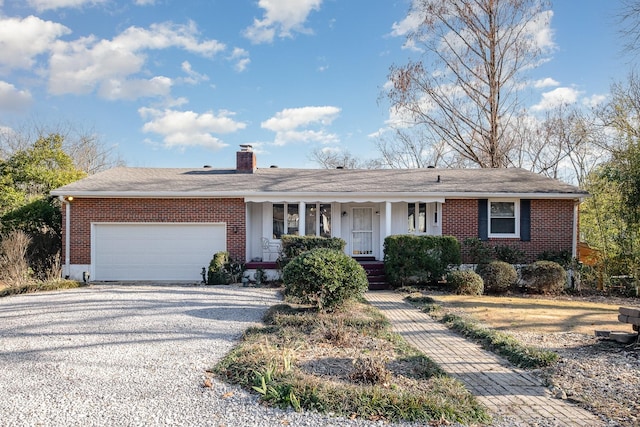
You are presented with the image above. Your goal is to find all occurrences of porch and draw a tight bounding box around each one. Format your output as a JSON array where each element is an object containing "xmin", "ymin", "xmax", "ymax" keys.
[{"xmin": 245, "ymin": 200, "xmax": 442, "ymax": 264}]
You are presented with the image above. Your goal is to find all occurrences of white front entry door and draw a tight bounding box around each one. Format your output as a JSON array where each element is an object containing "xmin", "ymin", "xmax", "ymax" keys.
[{"xmin": 351, "ymin": 207, "xmax": 373, "ymax": 256}]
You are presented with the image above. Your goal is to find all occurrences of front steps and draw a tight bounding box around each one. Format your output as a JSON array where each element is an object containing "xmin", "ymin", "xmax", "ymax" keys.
[
  {"xmin": 356, "ymin": 259, "xmax": 389, "ymax": 290},
  {"xmin": 246, "ymin": 258, "xmax": 390, "ymax": 290}
]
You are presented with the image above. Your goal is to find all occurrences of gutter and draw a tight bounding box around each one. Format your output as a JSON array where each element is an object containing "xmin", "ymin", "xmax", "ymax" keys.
[{"xmin": 50, "ymin": 190, "xmax": 588, "ymax": 201}]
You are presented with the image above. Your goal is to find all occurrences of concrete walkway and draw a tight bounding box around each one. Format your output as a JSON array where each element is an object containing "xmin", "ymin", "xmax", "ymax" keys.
[{"xmin": 366, "ymin": 291, "xmax": 603, "ymax": 427}]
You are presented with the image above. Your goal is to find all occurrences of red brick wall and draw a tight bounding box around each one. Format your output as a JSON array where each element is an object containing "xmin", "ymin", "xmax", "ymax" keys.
[
  {"xmin": 62, "ymin": 198, "xmax": 245, "ymax": 264},
  {"xmin": 442, "ymin": 198, "xmax": 576, "ymax": 263}
]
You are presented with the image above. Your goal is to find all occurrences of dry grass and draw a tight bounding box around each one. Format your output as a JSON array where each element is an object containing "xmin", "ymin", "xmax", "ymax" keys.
[
  {"xmin": 213, "ymin": 299, "xmax": 490, "ymax": 424},
  {"xmin": 428, "ymin": 294, "xmax": 624, "ymax": 335}
]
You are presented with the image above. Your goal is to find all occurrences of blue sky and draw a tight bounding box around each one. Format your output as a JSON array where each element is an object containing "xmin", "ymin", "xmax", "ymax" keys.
[{"xmin": 0, "ymin": 0, "xmax": 632, "ymax": 170}]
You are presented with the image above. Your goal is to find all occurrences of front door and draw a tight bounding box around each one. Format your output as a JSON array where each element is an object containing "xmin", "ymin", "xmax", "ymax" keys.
[{"xmin": 351, "ymin": 207, "xmax": 373, "ymax": 256}]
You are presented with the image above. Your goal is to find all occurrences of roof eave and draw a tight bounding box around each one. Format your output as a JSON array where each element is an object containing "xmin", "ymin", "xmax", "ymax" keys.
[{"xmin": 50, "ymin": 190, "xmax": 588, "ymax": 201}]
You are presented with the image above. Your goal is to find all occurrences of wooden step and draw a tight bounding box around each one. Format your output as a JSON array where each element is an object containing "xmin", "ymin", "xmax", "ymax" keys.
[{"xmin": 355, "ymin": 260, "xmax": 390, "ymax": 290}]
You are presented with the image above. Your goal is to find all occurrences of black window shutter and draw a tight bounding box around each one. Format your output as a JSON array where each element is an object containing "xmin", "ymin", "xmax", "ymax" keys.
[
  {"xmin": 478, "ymin": 199, "xmax": 488, "ymax": 241},
  {"xmin": 520, "ymin": 199, "xmax": 531, "ymax": 241}
]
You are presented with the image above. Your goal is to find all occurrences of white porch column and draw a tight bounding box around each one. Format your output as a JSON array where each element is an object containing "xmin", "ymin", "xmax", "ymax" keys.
[
  {"xmin": 298, "ymin": 201, "xmax": 306, "ymax": 236},
  {"xmin": 381, "ymin": 201, "xmax": 392, "ymax": 259}
]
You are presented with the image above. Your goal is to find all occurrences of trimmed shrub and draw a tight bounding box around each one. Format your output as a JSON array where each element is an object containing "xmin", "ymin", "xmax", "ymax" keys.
[
  {"xmin": 384, "ymin": 235, "xmax": 461, "ymax": 287},
  {"xmin": 282, "ymin": 248, "xmax": 368, "ymax": 311},
  {"xmin": 447, "ymin": 270, "xmax": 484, "ymax": 295},
  {"xmin": 463, "ymin": 238, "xmax": 493, "ymax": 265},
  {"xmin": 207, "ymin": 251, "xmax": 230, "ymax": 285},
  {"xmin": 493, "ymin": 245, "xmax": 525, "ymax": 264},
  {"xmin": 478, "ymin": 260, "xmax": 517, "ymax": 294},
  {"xmin": 278, "ymin": 235, "xmax": 346, "ymax": 268},
  {"xmin": 520, "ymin": 261, "xmax": 567, "ymax": 295},
  {"xmin": 537, "ymin": 250, "xmax": 572, "ymax": 267}
]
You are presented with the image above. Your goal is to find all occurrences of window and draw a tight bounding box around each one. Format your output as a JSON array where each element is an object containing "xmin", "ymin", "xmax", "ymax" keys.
[
  {"xmin": 407, "ymin": 203, "xmax": 430, "ymax": 233},
  {"xmin": 489, "ymin": 200, "xmax": 519, "ymax": 237},
  {"xmin": 274, "ymin": 203, "xmax": 331, "ymax": 239},
  {"xmin": 272, "ymin": 203, "xmax": 299, "ymax": 238},
  {"xmin": 305, "ymin": 203, "xmax": 332, "ymax": 237}
]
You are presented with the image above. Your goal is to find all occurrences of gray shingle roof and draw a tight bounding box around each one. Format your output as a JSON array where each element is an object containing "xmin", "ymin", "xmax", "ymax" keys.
[{"xmin": 50, "ymin": 166, "xmax": 587, "ymax": 198}]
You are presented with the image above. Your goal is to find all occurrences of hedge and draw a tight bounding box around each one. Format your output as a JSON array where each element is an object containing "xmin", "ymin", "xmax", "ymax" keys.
[
  {"xmin": 383, "ymin": 235, "xmax": 461, "ymax": 287},
  {"xmin": 278, "ymin": 235, "xmax": 346, "ymax": 267}
]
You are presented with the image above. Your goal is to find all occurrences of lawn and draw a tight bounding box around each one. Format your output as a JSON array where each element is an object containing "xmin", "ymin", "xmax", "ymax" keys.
[
  {"xmin": 213, "ymin": 299, "xmax": 491, "ymax": 424},
  {"xmin": 425, "ymin": 294, "xmax": 624, "ymax": 335}
]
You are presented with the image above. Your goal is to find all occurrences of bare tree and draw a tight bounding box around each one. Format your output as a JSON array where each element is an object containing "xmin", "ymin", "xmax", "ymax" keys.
[
  {"xmin": 0, "ymin": 120, "xmax": 124, "ymax": 174},
  {"xmin": 387, "ymin": 0, "xmax": 552, "ymax": 168},
  {"xmin": 618, "ymin": 0, "xmax": 640, "ymax": 57},
  {"xmin": 309, "ymin": 148, "xmax": 383, "ymax": 169},
  {"xmin": 375, "ymin": 126, "xmax": 451, "ymax": 168},
  {"xmin": 509, "ymin": 105, "xmax": 604, "ymax": 185}
]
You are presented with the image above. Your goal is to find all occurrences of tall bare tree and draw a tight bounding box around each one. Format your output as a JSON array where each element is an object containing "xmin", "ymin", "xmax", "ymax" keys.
[
  {"xmin": 310, "ymin": 148, "xmax": 383, "ymax": 169},
  {"xmin": 0, "ymin": 120, "xmax": 123, "ymax": 174},
  {"xmin": 387, "ymin": 0, "xmax": 552, "ymax": 168},
  {"xmin": 375, "ymin": 126, "xmax": 451, "ymax": 168},
  {"xmin": 510, "ymin": 105, "xmax": 604, "ymax": 185},
  {"xmin": 618, "ymin": 0, "xmax": 640, "ymax": 57}
]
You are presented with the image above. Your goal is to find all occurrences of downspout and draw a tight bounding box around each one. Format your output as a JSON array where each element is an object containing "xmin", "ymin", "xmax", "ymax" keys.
[
  {"xmin": 572, "ymin": 200, "xmax": 579, "ymax": 260},
  {"xmin": 59, "ymin": 196, "xmax": 71, "ymax": 279}
]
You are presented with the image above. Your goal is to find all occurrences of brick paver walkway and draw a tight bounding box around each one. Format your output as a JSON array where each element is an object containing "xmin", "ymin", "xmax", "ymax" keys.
[{"xmin": 366, "ymin": 291, "xmax": 603, "ymax": 427}]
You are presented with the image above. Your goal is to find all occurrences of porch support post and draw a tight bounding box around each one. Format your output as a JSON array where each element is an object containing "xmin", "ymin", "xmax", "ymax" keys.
[
  {"xmin": 382, "ymin": 201, "xmax": 392, "ymax": 259},
  {"xmin": 298, "ymin": 201, "xmax": 306, "ymax": 236}
]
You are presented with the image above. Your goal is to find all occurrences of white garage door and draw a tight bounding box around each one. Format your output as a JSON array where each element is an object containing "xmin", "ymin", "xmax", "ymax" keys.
[{"xmin": 93, "ymin": 223, "xmax": 226, "ymax": 281}]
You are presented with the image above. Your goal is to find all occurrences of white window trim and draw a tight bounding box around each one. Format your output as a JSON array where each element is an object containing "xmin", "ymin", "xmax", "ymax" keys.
[
  {"xmin": 488, "ymin": 199, "xmax": 520, "ymax": 239},
  {"xmin": 408, "ymin": 202, "xmax": 440, "ymax": 235},
  {"xmin": 272, "ymin": 202, "xmax": 298, "ymax": 239},
  {"xmin": 273, "ymin": 202, "xmax": 332, "ymax": 239},
  {"xmin": 304, "ymin": 203, "xmax": 332, "ymax": 237}
]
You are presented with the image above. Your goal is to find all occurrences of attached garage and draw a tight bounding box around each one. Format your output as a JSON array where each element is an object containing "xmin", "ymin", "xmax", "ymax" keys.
[{"xmin": 92, "ymin": 223, "xmax": 226, "ymax": 281}]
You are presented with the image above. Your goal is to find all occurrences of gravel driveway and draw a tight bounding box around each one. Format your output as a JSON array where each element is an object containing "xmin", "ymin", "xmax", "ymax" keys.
[
  {"xmin": 0, "ymin": 284, "xmax": 287, "ymax": 426},
  {"xmin": 1, "ymin": 284, "xmax": 401, "ymax": 427}
]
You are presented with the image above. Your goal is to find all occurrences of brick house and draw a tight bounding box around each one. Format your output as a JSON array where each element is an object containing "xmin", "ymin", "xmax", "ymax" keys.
[{"xmin": 51, "ymin": 146, "xmax": 588, "ymax": 281}]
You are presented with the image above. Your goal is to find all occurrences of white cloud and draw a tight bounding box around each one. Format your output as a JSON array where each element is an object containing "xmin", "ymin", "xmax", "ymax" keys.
[
  {"xmin": 98, "ymin": 76, "xmax": 173, "ymax": 100},
  {"xmin": 139, "ymin": 107, "xmax": 246, "ymax": 149},
  {"xmin": 582, "ymin": 94, "xmax": 607, "ymax": 108},
  {"xmin": 262, "ymin": 106, "xmax": 340, "ymax": 131},
  {"xmin": 0, "ymin": 81, "xmax": 33, "ymax": 111},
  {"xmin": 0, "ymin": 16, "xmax": 70, "ymax": 72},
  {"xmin": 27, "ymin": 0, "xmax": 107, "ymax": 12},
  {"xmin": 48, "ymin": 21, "xmax": 225, "ymax": 99},
  {"xmin": 525, "ymin": 10, "xmax": 555, "ymax": 52},
  {"xmin": 534, "ymin": 77, "xmax": 560, "ymax": 88},
  {"xmin": 271, "ymin": 129, "xmax": 339, "ymax": 146},
  {"xmin": 135, "ymin": 0, "xmax": 156, "ymax": 5},
  {"xmin": 390, "ymin": 8, "xmax": 423, "ymax": 38},
  {"xmin": 180, "ymin": 61, "xmax": 209, "ymax": 85},
  {"xmin": 531, "ymin": 87, "xmax": 581, "ymax": 111},
  {"xmin": 229, "ymin": 48, "xmax": 250, "ymax": 72},
  {"xmin": 244, "ymin": 0, "xmax": 323, "ymax": 44},
  {"xmin": 261, "ymin": 106, "xmax": 340, "ymax": 146}
]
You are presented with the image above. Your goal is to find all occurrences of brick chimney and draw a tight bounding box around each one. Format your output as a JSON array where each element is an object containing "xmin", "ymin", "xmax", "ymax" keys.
[{"xmin": 236, "ymin": 144, "xmax": 256, "ymax": 173}]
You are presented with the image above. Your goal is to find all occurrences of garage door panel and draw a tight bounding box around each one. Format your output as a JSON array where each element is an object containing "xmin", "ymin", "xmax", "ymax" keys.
[{"xmin": 93, "ymin": 223, "xmax": 226, "ymax": 281}]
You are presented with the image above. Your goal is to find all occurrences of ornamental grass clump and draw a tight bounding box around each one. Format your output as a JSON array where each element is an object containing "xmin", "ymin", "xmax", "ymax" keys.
[
  {"xmin": 447, "ymin": 270, "xmax": 484, "ymax": 295},
  {"xmin": 478, "ymin": 260, "xmax": 517, "ymax": 294},
  {"xmin": 282, "ymin": 248, "xmax": 368, "ymax": 311}
]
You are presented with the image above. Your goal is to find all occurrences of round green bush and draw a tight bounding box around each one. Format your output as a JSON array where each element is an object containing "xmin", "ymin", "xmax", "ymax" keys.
[
  {"xmin": 447, "ymin": 270, "xmax": 484, "ymax": 295},
  {"xmin": 478, "ymin": 260, "xmax": 517, "ymax": 294},
  {"xmin": 521, "ymin": 261, "xmax": 566, "ymax": 295},
  {"xmin": 282, "ymin": 248, "xmax": 368, "ymax": 311}
]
